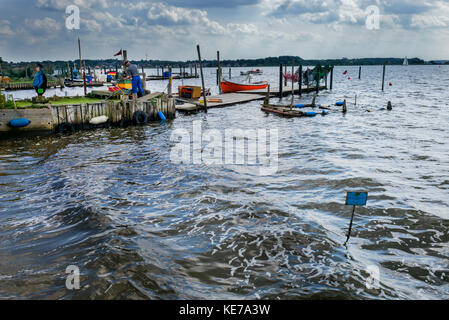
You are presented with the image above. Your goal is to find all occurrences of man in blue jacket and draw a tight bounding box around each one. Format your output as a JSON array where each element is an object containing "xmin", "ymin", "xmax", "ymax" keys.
[
  {"xmin": 123, "ymin": 60, "xmax": 144, "ymax": 98},
  {"xmin": 33, "ymin": 63, "xmax": 47, "ymax": 97}
]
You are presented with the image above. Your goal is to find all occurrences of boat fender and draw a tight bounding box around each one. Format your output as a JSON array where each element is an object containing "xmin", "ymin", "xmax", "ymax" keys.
[
  {"xmin": 58, "ymin": 122, "xmax": 75, "ymax": 134},
  {"xmin": 89, "ymin": 115, "xmax": 108, "ymax": 125},
  {"xmin": 305, "ymin": 112, "xmax": 317, "ymax": 117},
  {"xmin": 158, "ymin": 111, "xmax": 167, "ymax": 121},
  {"xmin": 9, "ymin": 118, "xmax": 31, "ymax": 128},
  {"xmin": 133, "ymin": 111, "xmax": 148, "ymax": 125}
]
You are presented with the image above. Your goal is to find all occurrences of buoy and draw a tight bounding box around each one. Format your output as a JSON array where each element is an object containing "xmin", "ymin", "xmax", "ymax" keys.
[
  {"xmin": 343, "ymin": 70, "xmax": 348, "ymax": 75},
  {"xmin": 389, "ymin": 82, "xmax": 393, "ymax": 86},
  {"xmin": 321, "ymin": 110, "xmax": 329, "ymax": 116},
  {"xmin": 294, "ymin": 104, "xmax": 306, "ymax": 108},
  {"xmin": 9, "ymin": 118, "xmax": 31, "ymax": 128},
  {"xmin": 336, "ymin": 101, "xmax": 344, "ymax": 106},
  {"xmin": 305, "ymin": 112, "xmax": 317, "ymax": 117},
  {"xmin": 158, "ymin": 111, "xmax": 167, "ymax": 121},
  {"xmin": 89, "ymin": 115, "xmax": 108, "ymax": 125}
]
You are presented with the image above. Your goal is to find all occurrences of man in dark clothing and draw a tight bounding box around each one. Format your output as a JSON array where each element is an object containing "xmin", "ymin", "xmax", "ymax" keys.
[
  {"xmin": 123, "ymin": 60, "xmax": 144, "ymax": 98},
  {"xmin": 33, "ymin": 63, "xmax": 47, "ymax": 97}
]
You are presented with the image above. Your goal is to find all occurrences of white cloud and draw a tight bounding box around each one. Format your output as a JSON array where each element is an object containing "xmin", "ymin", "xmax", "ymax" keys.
[{"xmin": 0, "ymin": 20, "xmax": 14, "ymax": 37}]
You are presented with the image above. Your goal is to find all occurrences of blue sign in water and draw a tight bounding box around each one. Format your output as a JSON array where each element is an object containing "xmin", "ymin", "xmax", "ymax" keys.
[{"xmin": 346, "ymin": 192, "xmax": 368, "ymax": 206}]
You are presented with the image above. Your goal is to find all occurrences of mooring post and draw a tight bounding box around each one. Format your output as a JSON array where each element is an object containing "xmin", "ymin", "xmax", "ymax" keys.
[
  {"xmin": 382, "ymin": 63, "xmax": 386, "ymax": 91},
  {"xmin": 168, "ymin": 66, "xmax": 172, "ymax": 96},
  {"xmin": 217, "ymin": 51, "xmax": 222, "ymax": 93},
  {"xmin": 279, "ymin": 64, "xmax": 283, "ymax": 98},
  {"xmin": 298, "ymin": 65, "xmax": 303, "ymax": 97},
  {"xmin": 330, "ymin": 67, "xmax": 334, "ymax": 90},
  {"xmin": 284, "ymin": 65, "xmax": 287, "ymax": 87},
  {"xmin": 291, "ymin": 60, "xmax": 295, "ymax": 107},
  {"xmin": 197, "ymin": 45, "xmax": 207, "ymax": 113},
  {"xmin": 358, "ymin": 66, "xmax": 362, "ymax": 80},
  {"xmin": 229, "ymin": 67, "xmax": 232, "ymax": 79},
  {"xmin": 78, "ymin": 37, "xmax": 87, "ymax": 96},
  {"xmin": 195, "ymin": 64, "xmax": 198, "ymax": 78},
  {"xmin": 316, "ymin": 65, "xmax": 320, "ymax": 95}
]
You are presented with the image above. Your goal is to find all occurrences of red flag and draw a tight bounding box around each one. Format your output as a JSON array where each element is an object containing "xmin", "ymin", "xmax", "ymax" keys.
[{"xmin": 114, "ymin": 50, "xmax": 122, "ymax": 57}]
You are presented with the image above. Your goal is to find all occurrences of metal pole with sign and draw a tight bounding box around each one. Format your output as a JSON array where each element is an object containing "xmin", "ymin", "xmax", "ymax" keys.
[{"xmin": 344, "ymin": 192, "xmax": 368, "ymax": 245}]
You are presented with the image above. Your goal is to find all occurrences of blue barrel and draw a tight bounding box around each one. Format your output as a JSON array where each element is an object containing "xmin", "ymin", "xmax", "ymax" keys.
[
  {"xmin": 158, "ymin": 111, "xmax": 167, "ymax": 121},
  {"xmin": 336, "ymin": 101, "xmax": 344, "ymax": 106},
  {"xmin": 9, "ymin": 118, "xmax": 31, "ymax": 128},
  {"xmin": 305, "ymin": 112, "xmax": 317, "ymax": 117}
]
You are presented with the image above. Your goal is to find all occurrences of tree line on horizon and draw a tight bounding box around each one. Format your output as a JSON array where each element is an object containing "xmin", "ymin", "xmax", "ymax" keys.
[{"xmin": 0, "ymin": 55, "xmax": 441, "ymax": 79}]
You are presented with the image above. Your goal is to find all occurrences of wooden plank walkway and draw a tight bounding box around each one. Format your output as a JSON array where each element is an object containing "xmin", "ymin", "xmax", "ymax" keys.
[
  {"xmin": 176, "ymin": 93, "xmax": 266, "ymax": 112},
  {"xmin": 175, "ymin": 84, "xmax": 327, "ymax": 112}
]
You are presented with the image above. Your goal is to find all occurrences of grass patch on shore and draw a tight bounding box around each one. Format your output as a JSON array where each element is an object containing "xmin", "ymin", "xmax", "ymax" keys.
[{"xmin": 1, "ymin": 96, "xmax": 119, "ymax": 109}]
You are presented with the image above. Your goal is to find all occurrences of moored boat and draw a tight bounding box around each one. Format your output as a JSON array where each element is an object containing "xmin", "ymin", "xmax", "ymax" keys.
[
  {"xmin": 261, "ymin": 103, "xmax": 328, "ymax": 118},
  {"xmin": 221, "ymin": 80, "xmax": 268, "ymax": 93}
]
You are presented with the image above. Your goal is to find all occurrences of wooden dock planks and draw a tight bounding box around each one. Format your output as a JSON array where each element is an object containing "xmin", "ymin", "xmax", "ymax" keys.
[
  {"xmin": 176, "ymin": 93, "xmax": 266, "ymax": 112},
  {"xmin": 175, "ymin": 84, "xmax": 327, "ymax": 112}
]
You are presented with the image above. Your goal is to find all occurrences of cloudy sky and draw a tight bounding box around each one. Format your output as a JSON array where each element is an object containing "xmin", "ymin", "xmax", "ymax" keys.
[{"xmin": 0, "ymin": 0, "xmax": 448, "ymax": 62}]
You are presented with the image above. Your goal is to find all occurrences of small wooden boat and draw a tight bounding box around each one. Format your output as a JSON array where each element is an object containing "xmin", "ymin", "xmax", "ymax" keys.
[
  {"xmin": 240, "ymin": 69, "xmax": 263, "ymax": 76},
  {"xmin": 221, "ymin": 80, "xmax": 268, "ymax": 93},
  {"xmin": 261, "ymin": 103, "xmax": 328, "ymax": 118}
]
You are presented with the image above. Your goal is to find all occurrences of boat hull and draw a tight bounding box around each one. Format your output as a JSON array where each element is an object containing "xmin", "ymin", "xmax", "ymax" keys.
[{"xmin": 221, "ymin": 81, "xmax": 268, "ymax": 93}]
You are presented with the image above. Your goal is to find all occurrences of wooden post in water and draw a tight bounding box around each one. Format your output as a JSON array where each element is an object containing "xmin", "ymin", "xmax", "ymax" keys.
[
  {"xmin": 217, "ymin": 51, "xmax": 222, "ymax": 94},
  {"xmin": 279, "ymin": 64, "xmax": 283, "ymax": 98},
  {"xmin": 190, "ymin": 64, "xmax": 193, "ymax": 77},
  {"xmin": 316, "ymin": 65, "xmax": 320, "ymax": 95},
  {"xmin": 168, "ymin": 66, "xmax": 172, "ymax": 96},
  {"xmin": 78, "ymin": 37, "xmax": 87, "ymax": 96},
  {"xmin": 229, "ymin": 67, "xmax": 232, "ymax": 79},
  {"xmin": 284, "ymin": 65, "xmax": 287, "ymax": 87},
  {"xmin": 330, "ymin": 67, "xmax": 334, "ymax": 90},
  {"xmin": 358, "ymin": 66, "xmax": 362, "ymax": 80},
  {"xmin": 382, "ymin": 63, "xmax": 386, "ymax": 91},
  {"xmin": 197, "ymin": 45, "xmax": 207, "ymax": 113},
  {"xmin": 291, "ymin": 60, "xmax": 295, "ymax": 107},
  {"xmin": 195, "ymin": 64, "xmax": 198, "ymax": 77},
  {"xmin": 298, "ymin": 65, "xmax": 303, "ymax": 97}
]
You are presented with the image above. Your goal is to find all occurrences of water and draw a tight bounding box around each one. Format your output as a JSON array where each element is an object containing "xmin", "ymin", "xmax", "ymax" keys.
[{"xmin": 1, "ymin": 66, "xmax": 448, "ymax": 299}]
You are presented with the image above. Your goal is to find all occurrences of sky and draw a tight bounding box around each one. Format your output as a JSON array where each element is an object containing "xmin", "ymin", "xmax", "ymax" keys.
[{"xmin": 0, "ymin": 0, "xmax": 448, "ymax": 62}]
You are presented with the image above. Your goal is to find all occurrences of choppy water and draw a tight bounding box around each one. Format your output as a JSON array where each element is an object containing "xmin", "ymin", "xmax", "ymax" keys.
[{"xmin": 1, "ymin": 66, "xmax": 448, "ymax": 300}]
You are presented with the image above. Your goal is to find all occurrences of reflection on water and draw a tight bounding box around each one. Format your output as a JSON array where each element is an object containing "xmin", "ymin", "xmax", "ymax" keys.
[{"xmin": 1, "ymin": 66, "xmax": 448, "ymax": 299}]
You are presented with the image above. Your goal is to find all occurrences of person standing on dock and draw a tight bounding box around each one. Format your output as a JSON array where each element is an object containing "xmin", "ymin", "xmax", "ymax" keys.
[
  {"xmin": 123, "ymin": 60, "xmax": 144, "ymax": 98},
  {"xmin": 33, "ymin": 63, "xmax": 47, "ymax": 97}
]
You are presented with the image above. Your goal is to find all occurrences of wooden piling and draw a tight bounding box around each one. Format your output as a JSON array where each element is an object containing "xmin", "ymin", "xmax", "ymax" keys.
[
  {"xmin": 298, "ymin": 65, "xmax": 303, "ymax": 97},
  {"xmin": 358, "ymin": 66, "xmax": 361, "ymax": 80},
  {"xmin": 279, "ymin": 64, "xmax": 283, "ymax": 98},
  {"xmin": 382, "ymin": 64, "xmax": 386, "ymax": 91},
  {"xmin": 196, "ymin": 45, "xmax": 207, "ymax": 113},
  {"xmin": 217, "ymin": 51, "xmax": 222, "ymax": 94},
  {"xmin": 78, "ymin": 37, "xmax": 87, "ymax": 96},
  {"xmin": 330, "ymin": 67, "xmax": 334, "ymax": 90},
  {"xmin": 284, "ymin": 65, "xmax": 287, "ymax": 87},
  {"xmin": 168, "ymin": 66, "xmax": 172, "ymax": 96},
  {"xmin": 316, "ymin": 66, "xmax": 320, "ymax": 95},
  {"xmin": 229, "ymin": 67, "xmax": 232, "ymax": 79}
]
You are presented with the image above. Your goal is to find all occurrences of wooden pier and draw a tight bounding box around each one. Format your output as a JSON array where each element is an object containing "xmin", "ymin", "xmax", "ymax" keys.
[
  {"xmin": 175, "ymin": 84, "xmax": 327, "ymax": 112},
  {"xmin": 0, "ymin": 92, "xmax": 175, "ymax": 138}
]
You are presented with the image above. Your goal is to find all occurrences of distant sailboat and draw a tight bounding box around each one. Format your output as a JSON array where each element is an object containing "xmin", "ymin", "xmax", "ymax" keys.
[{"xmin": 403, "ymin": 57, "xmax": 409, "ymax": 66}]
